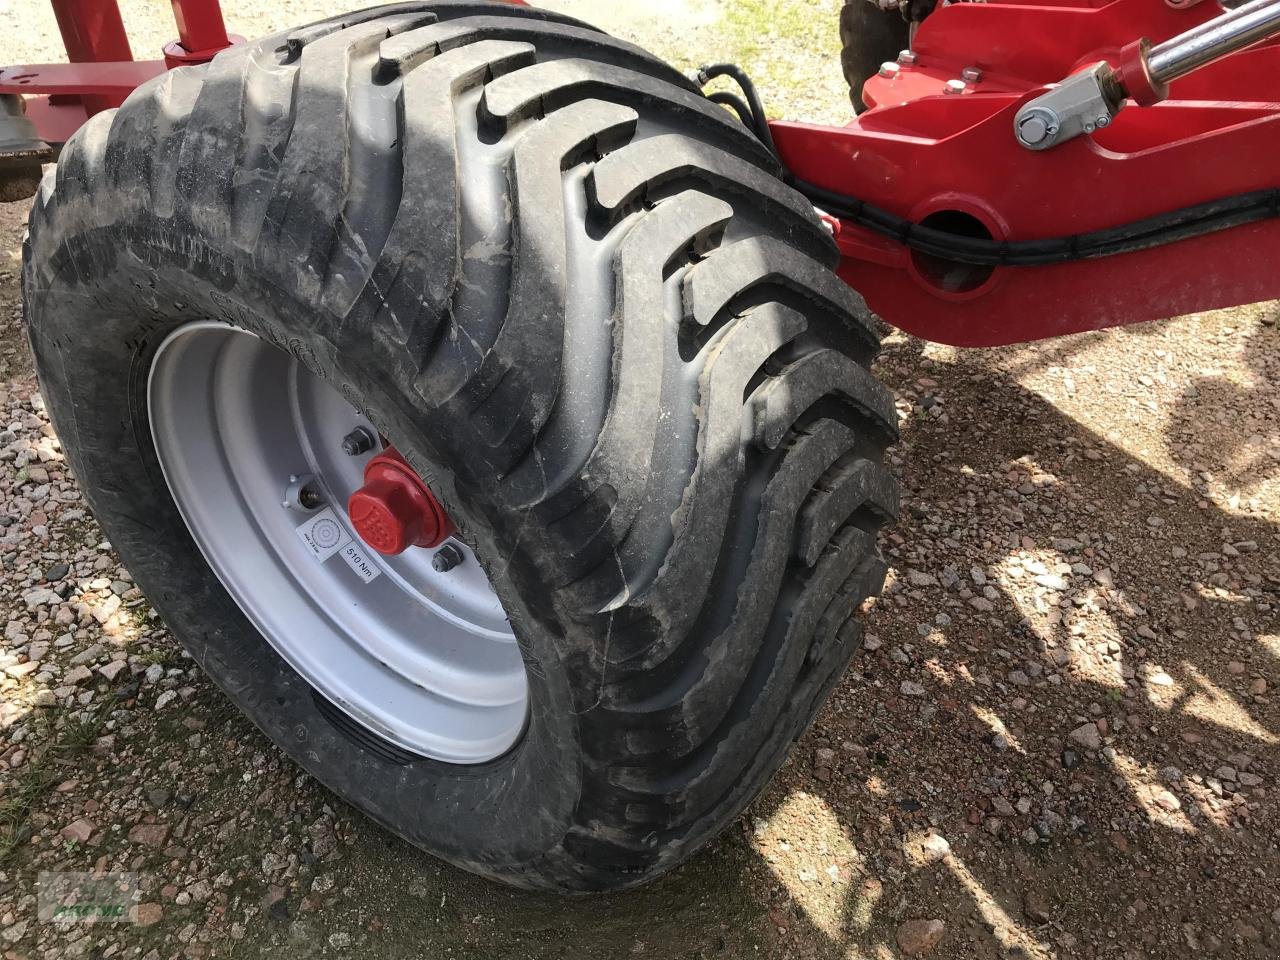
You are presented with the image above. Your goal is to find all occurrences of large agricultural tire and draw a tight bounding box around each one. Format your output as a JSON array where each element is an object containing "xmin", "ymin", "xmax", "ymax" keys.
[
  {"xmin": 23, "ymin": 1, "xmax": 899, "ymax": 892},
  {"xmin": 840, "ymin": 1, "xmax": 911, "ymax": 113}
]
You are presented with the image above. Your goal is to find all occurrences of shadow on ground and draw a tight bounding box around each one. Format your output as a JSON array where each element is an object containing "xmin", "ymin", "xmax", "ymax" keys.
[
  {"xmin": 2, "ymin": 190, "xmax": 1277, "ymax": 960},
  {"xmin": 734, "ymin": 317, "xmax": 1278, "ymax": 959},
  {"xmin": 170, "ymin": 313, "xmax": 1278, "ymax": 960}
]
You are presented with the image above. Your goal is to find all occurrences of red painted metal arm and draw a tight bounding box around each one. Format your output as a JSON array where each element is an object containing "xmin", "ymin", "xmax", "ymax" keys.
[
  {"xmin": 8, "ymin": 0, "xmax": 535, "ymax": 145},
  {"xmin": 164, "ymin": 0, "xmax": 238, "ymax": 66},
  {"xmin": 773, "ymin": 0, "xmax": 1280, "ymax": 346},
  {"xmin": 46, "ymin": 0, "xmax": 135, "ymax": 115},
  {"xmin": 169, "ymin": 0, "xmax": 231, "ymax": 55},
  {"xmin": 0, "ymin": 62, "xmax": 166, "ymax": 98},
  {"xmin": 10, "ymin": 0, "xmax": 1276, "ymax": 349},
  {"xmin": 9, "ymin": 0, "xmax": 237, "ymax": 142},
  {"xmin": 50, "ymin": 0, "xmax": 133, "ymax": 63},
  {"xmin": 0, "ymin": 59, "xmax": 167, "ymax": 144}
]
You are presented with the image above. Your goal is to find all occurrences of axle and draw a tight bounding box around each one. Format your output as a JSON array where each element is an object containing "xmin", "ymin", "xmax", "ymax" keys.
[{"xmin": 1015, "ymin": 0, "xmax": 1280, "ymax": 150}]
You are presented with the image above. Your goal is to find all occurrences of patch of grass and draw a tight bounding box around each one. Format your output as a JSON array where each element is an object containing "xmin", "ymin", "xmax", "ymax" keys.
[
  {"xmin": 717, "ymin": 0, "xmax": 849, "ymax": 124},
  {"xmin": 137, "ymin": 645, "xmax": 174, "ymax": 667},
  {"xmin": 0, "ymin": 702, "xmax": 112, "ymax": 865},
  {"xmin": 0, "ymin": 763, "xmax": 60, "ymax": 861},
  {"xmin": 724, "ymin": 0, "xmax": 837, "ymax": 64},
  {"xmin": 58, "ymin": 705, "xmax": 110, "ymax": 755}
]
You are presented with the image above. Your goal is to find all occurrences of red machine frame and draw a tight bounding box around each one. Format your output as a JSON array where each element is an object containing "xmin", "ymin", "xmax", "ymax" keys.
[
  {"xmin": 0, "ymin": 0, "xmax": 238, "ymax": 144},
  {"xmin": 3, "ymin": 0, "xmax": 1277, "ymax": 346}
]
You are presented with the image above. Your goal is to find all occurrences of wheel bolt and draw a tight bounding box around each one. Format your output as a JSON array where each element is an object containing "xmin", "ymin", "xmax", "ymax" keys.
[
  {"xmin": 341, "ymin": 427, "xmax": 377, "ymax": 457},
  {"xmin": 432, "ymin": 544, "xmax": 463, "ymax": 573}
]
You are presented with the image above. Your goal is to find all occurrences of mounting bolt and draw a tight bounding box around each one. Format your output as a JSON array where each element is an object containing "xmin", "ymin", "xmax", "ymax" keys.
[
  {"xmin": 1015, "ymin": 108, "xmax": 1059, "ymax": 147},
  {"xmin": 944, "ymin": 79, "xmax": 967, "ymax": 95},
  {"xmin": 879, "ymin": 61, "xmax": 901, "ymax": 79},
  {"xmin": 341, "ymin": 426, "xmax": 377, "ymax": 457},
  {"xmin": 898, "ymin": 49, "xmax": 918, "ymax": 66},
  {"xmin": 1095, "ymin": 115, "xmax": 1111, "ymax": 128},
  {"xmin": 431, "ymin": 543, "xmax": 464, "ymax": 573},
  {"xmin": 1017, "ymin": 116, "xmax": 1049, "ymax": 145},
  {"xmin": 961, "ymin": 66, "xmax": 983, "ymax": 83}
]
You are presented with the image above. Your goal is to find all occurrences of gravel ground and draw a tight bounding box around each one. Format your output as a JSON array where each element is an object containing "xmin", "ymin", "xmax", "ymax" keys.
[{"xmin": 0, "ymin": 2, "xmax": 1277, "ymax": 958}]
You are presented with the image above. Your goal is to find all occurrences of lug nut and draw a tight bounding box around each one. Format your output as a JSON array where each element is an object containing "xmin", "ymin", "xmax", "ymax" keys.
[
  {"xmin": 961, "ymin": 66, "xmax": 983, "ymax": 83},
  {"xmin": 944, "ymin": 79, "xmax": 967, "ymax": 95},
  {"xmin": 432, "ymin": 544, "xmax": 464, "ymax": 573},
  {"xmin": 898, "ymin": 49, "xmax": 918, "ymax": 66},
  {"xmin": 341, "ymin": 426, "xmax": 377, "ymax": 457},
  {"xmin": 879, "ymin": 61, "xmax": 900, "ymax": 79}
]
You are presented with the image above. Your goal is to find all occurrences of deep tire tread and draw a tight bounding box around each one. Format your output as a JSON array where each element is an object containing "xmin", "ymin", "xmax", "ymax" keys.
[{"xmin": 25, "ymin": 1, "xmax": 898, "ymax": 893}]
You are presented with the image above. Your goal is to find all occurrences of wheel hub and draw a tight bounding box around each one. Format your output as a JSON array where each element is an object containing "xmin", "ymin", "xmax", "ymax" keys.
[
  {"xmin": 348, "ymin": 447, "xmax": 455, "ymax": 556},
  {"xmin": 147, "ymin": 322, "xmax": 528, "ymax": 763}
]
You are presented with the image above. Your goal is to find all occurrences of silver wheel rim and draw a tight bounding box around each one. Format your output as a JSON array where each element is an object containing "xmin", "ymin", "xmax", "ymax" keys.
[{"xmin": 147, "ymin": 322, "xmax": 528, "ymax": 763}]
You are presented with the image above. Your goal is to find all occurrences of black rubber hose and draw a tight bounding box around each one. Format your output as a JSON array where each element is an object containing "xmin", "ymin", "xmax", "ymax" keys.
[
  {"xmin": 706, "ymin": 90, "xmax": 757, "ymax": 130},
  {"xmin": 692, "ymin": 62, "xmax": 1280, "ymax": 267},
  {"xmin": 799, "ymin": 178, "xmax": 1280, "ymax": 266},
  {"xmin": 696, "ymin": 63, "xmax": 778, "ymax": 156}
]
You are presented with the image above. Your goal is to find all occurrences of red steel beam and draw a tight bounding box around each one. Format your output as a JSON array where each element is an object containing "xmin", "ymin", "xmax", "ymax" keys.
[
  {"xmin": 16, "ymin": 0, "xmax": 1275, "ymax": 348},
  {"xmin": 169, "ymin": 0, "xmax": 231, "ymax": 53},
  {"xmin": 0, "ymin": 62, "xmax": 166, "ymax": 99},
  {"xmin": 772, "ymin": 0, "xmax": 1280, "ymax": 346},
  {"xmin": 165, "ymin": 0, "xmax": 235, "ymax": 65},
  {"xmin": 16, "ymin": 97, "xmax": 93, "ymax": 147},
  {"xmin": 49, "ymin": 0, "xmax": 134, "ymax": 113},
  {"xmin": 16, "ymin": 0, "xmax": 235, "ymax": 135},
  {"xmin": 50, "ymin": 0, "xmax": 133, "ymax": 63}
]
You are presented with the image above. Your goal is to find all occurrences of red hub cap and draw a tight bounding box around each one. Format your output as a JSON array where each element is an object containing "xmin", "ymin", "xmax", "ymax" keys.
[{"xmin": 347, "ymin": 446, "xmax": 455, "ymax": 556}]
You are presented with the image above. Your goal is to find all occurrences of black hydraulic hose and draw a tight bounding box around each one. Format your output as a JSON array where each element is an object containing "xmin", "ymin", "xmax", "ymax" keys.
[
  {"xmin": 706, "ymin": 91, "xmax": 757, "ymax": 130},
  {"xmin": 698, "ymin": 63, "xmax": 1280, "ymax": 267},
  {"xmin": 696, "ymin": 62, "xmax": 779, "ymax": 156},
  {"xmin": 796, "ymin": 178, "xmax": 1280, "ymax": 266}
]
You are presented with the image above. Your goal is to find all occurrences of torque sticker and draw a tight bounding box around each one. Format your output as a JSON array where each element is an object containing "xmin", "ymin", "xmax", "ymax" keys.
[
  {"xmin": 339, "ymin": 541, "xmax": 381, "ymax": 584},
  {"xmin": 294, "ymin": 509, "xmax": 382, "ymax": 583},
  {"xmin": 295, "ymin": 508, "xmax": 350, "ymax": 562}
]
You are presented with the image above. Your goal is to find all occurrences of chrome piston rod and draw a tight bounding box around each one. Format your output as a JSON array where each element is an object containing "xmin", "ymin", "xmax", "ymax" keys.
[
  {"xmin": 1147, "ymin": 0, "xmax": 1280, "ymax": 83},
  {"xmin": 1015, "ymin": 0, "xmax": 1280, "ymax": 150}
]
